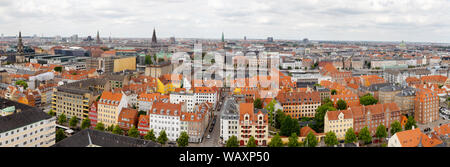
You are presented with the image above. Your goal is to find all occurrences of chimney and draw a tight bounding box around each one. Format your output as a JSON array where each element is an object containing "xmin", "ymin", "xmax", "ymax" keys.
[{"xmin": 412, "ymin": 126, "xmax": 415, "ymax": 130}]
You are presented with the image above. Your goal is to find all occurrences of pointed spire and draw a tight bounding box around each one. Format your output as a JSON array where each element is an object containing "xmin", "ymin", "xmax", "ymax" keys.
[
  {"xmin": 17, "ymin": 31, "xmax": 23, "ymax": 54},
  {"xmin": 152, "ymin": 28, "xmax": 157, "ymax": 44},
  {"xmin": 96, "ymin": 30, "xmax": 102, "ymax": 44}
]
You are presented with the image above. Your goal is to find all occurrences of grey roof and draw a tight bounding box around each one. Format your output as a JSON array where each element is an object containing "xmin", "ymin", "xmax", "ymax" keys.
[
  {"xmin": 52, "ymin": 129, "xmax": 161, "ymax": 147},
  {"xmin": 0, "ymin": 98, "xmax": 52, "ymax": 133},
  {"xmin": 57, "ymin": 78, "xmax": 107, "ymax": 96},
  {"xmin": 221, "ymin": 98, "xmax": 239, "ymax": 119},
  {"xmin": 379, "ymin": 85, "xmax": 402, "ymax": 92},
  {"xmin": 396, "ymin": 88, "xmax": 416, "ymax": 97},
  {"xmin": 361, "ymin": 83, "xmax": 391, "ymax": 91}
]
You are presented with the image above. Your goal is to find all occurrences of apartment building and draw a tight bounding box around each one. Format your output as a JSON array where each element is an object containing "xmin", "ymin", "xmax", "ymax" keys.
[
  {"xmin": 170, "ymin": 92, "xmax": 195, "ymax": 112},
  {"xmin": 378, "ymin": 85, "xmax": 402, "ymax": 104},
  {"xmin": 394, "ymin": 88, "xmax": 416, "ymax": 116},
  {"xmin": 275, "ymin": 91, "xmax": 321, "ymax": 119},
  {"xmin": 52, "ymin": 78, "xmax": 106, "ymax": 119},
  {"xmin": 324, "ymin": 110, "xmax": 353, "ymax": 140},
  {"xmin": 88, "ymin": 101, "xmax": 98, "ymax": 128},
  {"xmin": 137, "ymin": 93, "xmax": 162, "ymax": 112},
  {"xmin": 117, "ymin": 108, "xmax": 139, "ymax": 131},
  {"xmin": 180, "ymin": 103, "xmax": 210, "ymax": 143},
  {"xmin": 330, "ymin": 93, "xmax": 360, "ymax": 107},
  {"xmin": 0, "ymin": 98, "xmax": 56, "ymax": 147},
  {"xmin": 220, "ymin": 98, "xmax": 240, "ymax": 144},
  {"xmin": 414, "ymin": 89, "xmax": 439, "ymax": 124},
  {"xmin": 238, "ymin": 103, "xmax": 269, "ymax": 146},
  {"xmin": 137, "ymin": 115, "xmax": 150, "ymax": 136},
  {"xmin": 97, "ymin": 91, "xmax": 128, "ymax": 127},
  {"xmin": 149, "ymin": 102, "xmax": 185, "ymax": 141},
  {"xmin": 351, "ymin": 103, "xmax": 401, "ymax": 134},
  {"xmin": 194, "ymin": 87, "xmax": 218, "ymax": 108}
]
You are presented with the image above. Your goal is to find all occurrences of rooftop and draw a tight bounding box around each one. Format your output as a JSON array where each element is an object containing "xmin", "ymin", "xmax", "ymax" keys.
[{"xmin": 52, "ymin": 129, "xmax": 160, "ymax": 147}]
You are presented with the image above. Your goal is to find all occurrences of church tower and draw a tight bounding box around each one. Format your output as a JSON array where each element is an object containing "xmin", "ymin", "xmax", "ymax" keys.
[
  {"xmin": 96, "ymin": 30, "xmax": 102, "ymax": 44},
  {"xmin": 17, "ymin": 31, "xmax": 23, "ymax": 54},
  {"xmin": 152, "ymin": 28, "xmax": 157, "ymax": 44}
]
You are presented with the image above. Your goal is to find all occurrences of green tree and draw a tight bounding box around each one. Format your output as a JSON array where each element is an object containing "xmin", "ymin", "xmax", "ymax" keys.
[
  {"xmin": 157, "ymin": 130, "xmax": 168, "ymax": 145},
  {"xmin": 15, "ymin": 80, "xmax": 28, "ymax": 89},
  {"xmin": 58, "ymin": 113, "xmax": 67, "ymax": 124},
  {"xmin": 322, "ymin": 98, "xmax": 332, "ymax": 105},
  {"xmin": 226, "ymin": 135, "xmax": 239, "ymax": 147},
  {"xmin": 313, "ymin": 103, "xmax": 336, "ymax": 132},
  {"xmin": 268, "ymin": 133, "xmax": 283, "ymax": 147},
  {"xmin": 48, "ymin": 110, "xmax": 56, "ymax": 116},
  {"xmin": 275, "ymin": 109, "xmax": 286, "ymax": 129},
  {"xmin": 69, "ymin": 116, "xmax": 78, "ymax": 128},
  {"xmin": 360, "ymin": 93, "xmax": 378, "ymax": 106},
  {"xmin": 390, "ymin": 121, "xmax": 402, "ymax": 136},
  {"xmin": 405, "ymin": 116, "xmax": 417, "ymax": 130},
  {"xmin": 359, "ymin": 126, "xmax": 372, "ymax": 145},
  {"xmin": 253, "ymin": 98, "xmax": 263, "ymax": 109},
  {"xmin": 375, "ymin": 124, "xmax": 387, "ymax": 142},
  {"xmin": 56, "ymin": 128, "xmax": 66, "ymax": 142},
  {"xmin": 287, "ymin": 133, "xmax": 299, "ymax": 147},
  {"xmin": 144, "ymin": 129, "xmax": 156, "ymax": 141},
  {"xmin": 95, "ymin": 122, "xmax": 105, "ymax": 131},
  {"xmin": 304, "ymin": 132, "xmax": 318, "ymax": 147},
  {"xmin": 54, "ymin": 66, "xmax": 62, "ymax": 72},
  {"xmin": 106, "ymin": 124, "xmax": 114, "ymax": 131},
  {"xmin": 331, "ymin": 89, "xmax": 337, "ymax": 95},
  {"xmin": 345, "ymin": 128, "xmax": 357, "ymax": 144},
  {"xmin": 280, "ymin": 115, "xmax": 300, "ymax": 137},
  {"xmin": 247, "ymin": 136, "xmax": 257, "ymax": 147},
  {"xmin": 336, "ymin": 99, "xmax": 347, "ymax": 110},
  {"xmin": 112, "ymin": 125, "xmax": 123, "ymax": 135},
  {"xmin": 81, "ymin": 118, "xmax": 91, "ymax": 129},
  {"xmin": 324, "ymin": 131, "xmax": 339, "ymax": 147},
  {"xmin": 177, "ymin": 131, "xmax": 189, "ymax": 147},
  {"xmin": 128, "ymin": 126, "xmax": 139, "ymax": 138},
  {"xmin": 145, "ymin": 55, "xmax": 153, "ymax": 65},
  {"xmin": 265, "ymin": 99, "xmax": 276, "ymax": 126}
]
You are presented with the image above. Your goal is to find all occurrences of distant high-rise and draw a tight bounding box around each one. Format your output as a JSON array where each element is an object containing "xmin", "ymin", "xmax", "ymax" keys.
[
  {"xmin": 267, "ymin": 37, "xmax": 273, "ymax": 43},
  {"xmin": 244, "ymin": 36, "xmax": 247, "ymax": 41},
  {"xmin": 96, "ymin": 30, "xmax": 102, "ymax": 44},
  {"xmin": 221, "ymin": 32, "xmax": 224, "ymax": 42},
  {"xmin": 152, "ymin": 28, "xmax": 157, "ymax": 44},
  {"xmin": 17, "ymin": 31, "xmax": 23, "ymax": 54},
  {"xmin": 303, "ymin": 38, "xmax": 309, "ymax": 43},
  {"xmin": 169, "ymin": 37, "xmax": 176, "ymax": 44},
  {"xmin": 109, "ymin": 33, "xmax": 112, "ymax": 43}
]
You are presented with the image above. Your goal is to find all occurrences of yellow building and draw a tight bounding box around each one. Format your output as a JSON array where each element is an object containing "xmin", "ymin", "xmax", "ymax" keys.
[
  {"xmin": 324, "ymin": 110, "xmax": 353, "ymax": 140},
  {"xmin": 97, "ymin": 91, "xmax": 127, "ymax": 127},
  {"xmin": 113, "ymin": 56, "xmax": 136, "ymax": 73}
]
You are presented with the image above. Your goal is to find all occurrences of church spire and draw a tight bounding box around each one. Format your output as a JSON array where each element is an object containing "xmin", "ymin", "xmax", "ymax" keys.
[
  {"xmin": 17, "ymin": 31, "xmax": 23, "ymax": 54},
  {"xmin": 152, "ymin": 28, "xmax": 157, "ymax": 44},
  {"xmin": 96, "ymin": 30, "xmax": 102, "ymax": 44}
]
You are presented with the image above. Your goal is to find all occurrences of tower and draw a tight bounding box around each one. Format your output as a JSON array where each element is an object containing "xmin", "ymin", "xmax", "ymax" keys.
[
  {"xmin": 221, "ymin": 32, "xmax": 224, "ymax": 42},
  {"xmin": 17, "ymin": 31, "xmax": 23, "ymax": 54},
  {"xmin": 152, "ymin": 28, "xmax": 157, "ymax": 44},
  {"xmin": 96, "ymin": 30, "xmax": 102, "ymax": 44}
]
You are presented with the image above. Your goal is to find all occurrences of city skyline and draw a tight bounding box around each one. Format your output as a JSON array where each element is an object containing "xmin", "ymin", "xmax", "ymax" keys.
[{"xmin": 0, "ymin": 0, "xmax": 449, "ymax": 43}]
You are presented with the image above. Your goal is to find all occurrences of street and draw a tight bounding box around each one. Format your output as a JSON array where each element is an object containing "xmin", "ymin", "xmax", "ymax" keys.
[{"xmin": 190, "ymin": 88, "xmax": 228, "ymax": 147}]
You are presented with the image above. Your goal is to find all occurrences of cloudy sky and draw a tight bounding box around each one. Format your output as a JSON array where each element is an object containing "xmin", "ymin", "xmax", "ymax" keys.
[{"xmin": 0, "ymin": 0, "xmax": 449, "ymax": 42}]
